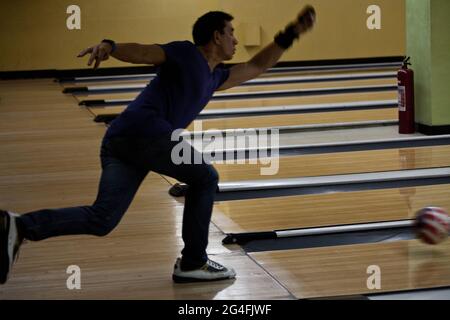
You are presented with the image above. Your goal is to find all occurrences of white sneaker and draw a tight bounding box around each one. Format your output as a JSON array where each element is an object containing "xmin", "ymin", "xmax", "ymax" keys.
[
  {"xmin": 0, "ymin": 210, "xmax": 23, "ymax": 284},
  {"xmin": 172, "ymin": 258, "xmax": 236, "ymax": 283}
]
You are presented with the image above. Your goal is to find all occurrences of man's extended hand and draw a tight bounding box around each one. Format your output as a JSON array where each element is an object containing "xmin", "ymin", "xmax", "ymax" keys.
[
  {"xmin": 295, "ymin": 5, "xmax": 316, "ymax": 35},
  {"xmin": 77, "ymin": 42, "xmax": 114, "ymax": 69}
]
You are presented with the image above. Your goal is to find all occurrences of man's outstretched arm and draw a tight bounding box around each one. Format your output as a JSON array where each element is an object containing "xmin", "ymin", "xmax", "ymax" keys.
[
  {"xmin": 218, "ymin": 6, "xmax": 316, "ymax": 91},
  {"xmin": 78, "ymin": 42, "xmax": 166, "ymax": 69}
]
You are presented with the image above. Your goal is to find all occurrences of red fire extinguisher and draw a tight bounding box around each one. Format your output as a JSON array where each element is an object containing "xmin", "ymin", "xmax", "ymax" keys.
[{"xmin": 398, "ymin": 57, "xmax": 415, "ymax": 134}]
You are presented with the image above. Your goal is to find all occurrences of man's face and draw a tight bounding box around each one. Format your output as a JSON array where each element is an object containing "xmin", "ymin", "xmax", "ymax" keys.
[{"xmin": 216, "ymin": 21, "xmax": 238, "ymax": 61}]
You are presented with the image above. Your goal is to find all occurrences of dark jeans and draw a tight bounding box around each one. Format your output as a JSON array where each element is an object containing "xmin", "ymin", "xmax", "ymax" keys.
[{"xmin": 19, "ymin": 134, "xmax": 219, "ymax": 267}]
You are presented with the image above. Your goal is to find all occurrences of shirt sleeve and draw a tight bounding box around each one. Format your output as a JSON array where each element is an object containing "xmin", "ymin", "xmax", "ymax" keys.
[
  {"xmin": 158, "ymin": 41, "xmax": 191, "ymax": 65},
  {"xmin": 213, "ymin": 67, "xmax": 230, "ymax": 90}
]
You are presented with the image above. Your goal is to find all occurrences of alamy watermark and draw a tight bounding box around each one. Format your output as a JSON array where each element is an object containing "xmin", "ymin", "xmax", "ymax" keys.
[
  {"xmin": 66, "ymin": 5, "xmax": 382, "ymax": 33},
  {"xmin": 367, "ymin": 5, "xmax": 382, "ymax": 30},
  {"xmin": 66, "ymin": 5, "xmax": 81, "ymax": 30},
  {"xmin": 366, "ymin": 265, "xmax": 381, "ymax": 290},
  {"xmin": 66, "ymin": 265, "xmax": 81, "ymax": 290},
  {"xmin": 171, "ymin": 121, "xmax": 280, "ymax": 176}
]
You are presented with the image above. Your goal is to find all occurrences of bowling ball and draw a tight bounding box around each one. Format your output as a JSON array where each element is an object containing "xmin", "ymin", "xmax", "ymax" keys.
[{"xmin": 415, "ymin": 207, "xmax": 450, "ymax": 245}]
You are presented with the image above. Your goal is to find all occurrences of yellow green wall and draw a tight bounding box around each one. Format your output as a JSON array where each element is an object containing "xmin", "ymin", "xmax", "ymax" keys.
[
  {"xmin": 430, "ymin": 0, "xmax": 450, "ymax": 126},
  {"xmin": 0, "ymin": 0, "xmax": 405, "ymax": 71},
  {"xmin": 406, "ymin": 0, "xmax": 432, "ymax": 125},
  {"xmin": 407, "ymin": 0, "xmax": 450, "ymax": 126}
]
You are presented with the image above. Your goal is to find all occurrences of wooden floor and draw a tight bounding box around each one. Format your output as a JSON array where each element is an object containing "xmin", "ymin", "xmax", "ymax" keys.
[
  {"xmin": 207, "ymin": 145, "xmax": 450, "ymax": 181},
  {"xmin": 213, "ymin": 184, "xmax": 450, "ymax": 233},
  {"xmin": 87, "ymin": 91, "xmax": 398, "ymax": 118},
  {"xmin": 203, "ymin": 90, "xmax": 397, "ymax": 110},
  {"xmin": 187, "ymin": 108, "xmax": 397, "ymax": 131},
  {"xmin": 62, "ymin": 68, "xmax": 398, "ymax": 88},
  {"xmin": 0, "ymin": 79, "xmax": 292, "ymax": 300},
  {"xmin": 73, "ymin": 78, "xmax": 396, "ymax": 102},
  {"xmin": 2, "ymin": 72, "xmax": 449, "ymax": 300},
  {"xmin": 74, "ymin": 79, "xmax": 396, "ymax": 105},
  {"xmin": 250, "ymin": 239, "xmax": 450, "ymax": 299},
  {"xmin": 251, "ymin": 67, "xmax": 399, "ymax": 78}
]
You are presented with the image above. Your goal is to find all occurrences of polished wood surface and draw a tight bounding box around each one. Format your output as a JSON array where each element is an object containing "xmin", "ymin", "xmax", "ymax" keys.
[
  {"xmin": 63, "ymin": 79, "xmax": 152, "ymax": 88},
  {"xmin": 203, "ymin": 91, "xmax": 397, "ymax": 110},
  {"xmin": 257, "ymin": 67, "xmax": 399, "ymax": 78},
  {"xmin": 213, "ymin": 185, "xmax": 450, "ymax": 233},
  {"xmin": 65, "ymin": 77, "xmax": 396, "ymax": 92},
  {"xmin": 188, "ymin": 108, "xmax": 397, "ymax": 131},
  {"xmin": 209, "ymin": 145, "xmax": 450, "ymax": 182},
  {"xmin": 87, "ymin": 91, "xmax": 398, "ymax": 118},
  {"xmin": 73, "ymin": 77, "xmax": 396, "ymax": 103},
  {"xmin": 223, "ymin": 78, "xmax": 396, "ymax": 94},
  {"xmin": 0, "ymin": 79, "xmax": 292, "ymax": 300},
  {"xmin": 250, "ymin": 239, "xmax": 450, "ymax": 299},
  {"xmin": 62, "ymin": 67, "xmax": 399, "ymax": 88},
  {"xmin": 2, "ymin": 75, "xmax": 446, "ymax": 299}
]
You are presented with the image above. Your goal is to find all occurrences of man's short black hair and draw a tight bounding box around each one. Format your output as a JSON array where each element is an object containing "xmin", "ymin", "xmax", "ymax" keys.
[{"xmin": 192, "ymin": 11, "xmax": 234, "ymax": 46}]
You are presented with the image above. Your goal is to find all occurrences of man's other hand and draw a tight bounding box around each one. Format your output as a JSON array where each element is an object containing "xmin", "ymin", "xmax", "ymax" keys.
[{"xmin": 77, "ymin": 42, "xmax": 113, "ymax": 69}]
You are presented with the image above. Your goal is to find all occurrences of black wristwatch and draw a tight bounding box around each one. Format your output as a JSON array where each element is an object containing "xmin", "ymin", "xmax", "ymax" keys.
[{"xmin": 101, "ymin": 39, "xmax": 116, "ymax": 53}]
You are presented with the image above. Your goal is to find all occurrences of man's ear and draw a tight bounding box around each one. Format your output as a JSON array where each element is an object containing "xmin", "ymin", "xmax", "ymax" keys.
[{"xmin": 213, "ymin": 30, "xmax": 222, "ymax": 45}]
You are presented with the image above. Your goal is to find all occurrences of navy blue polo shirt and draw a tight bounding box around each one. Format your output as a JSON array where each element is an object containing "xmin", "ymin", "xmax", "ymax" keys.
[{"xmin": 105, "ymin": 41, "xmax": 230, "ymax": 138}]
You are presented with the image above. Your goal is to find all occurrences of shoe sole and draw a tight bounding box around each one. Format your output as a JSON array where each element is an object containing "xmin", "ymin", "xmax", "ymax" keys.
[
  {"xmin": 172, "ymin": 274, "xmax": 235, "ymax": 283},
  {"xmin": 0, "ymin": 211, "xmax": 11, "ymax": 284}
]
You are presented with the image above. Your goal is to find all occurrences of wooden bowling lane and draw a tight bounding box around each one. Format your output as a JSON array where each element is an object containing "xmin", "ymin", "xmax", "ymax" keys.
[
  {"xmin": 0, "ymin": 78, "xmax": 292, "ymax": 300},
  {"xmin": 210, "ymin": 145, "xmax": 450, "ymax": 182},
  {"xmin": 249, "ymin": 239, "xmax": 450, "ymax": 299},
  {"xmin": 72, "ymin": 77, "xmax": 396, "ymax": 103},
  {"xmin": 71, "ymin": 77, "xmax": 396, "ymax": 97},
  {"xmin": 205, "ymin": 91, "xmax": 397, "ymax": 110},
  {"xmin": 255, "ymin": 66, "xmax": 399, "ymax": 78},
  {"xmin": 87, "ymin": 91, "xmax": 397, "ymax": 119},
  {"xmin": 213, "ymin": 185, "xmax": 450, "ymax": 234},
  {"xmin": 220, "ymin": 78, "xmax": 396, "ymax": 94},
  {"xmin": 88, "ymin": 105, "xmax": 126, "ymax": 118},
  {"xmin": 62, "ymin": 78, "xmax": 152, "ymax": 88},
  {"xmin": 61, "ymin": 67, "xmax": 399, "ymax": 88},
  {"xmin": 187, "ymin": 108, "xmax": 397, "ymax": 131}
]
